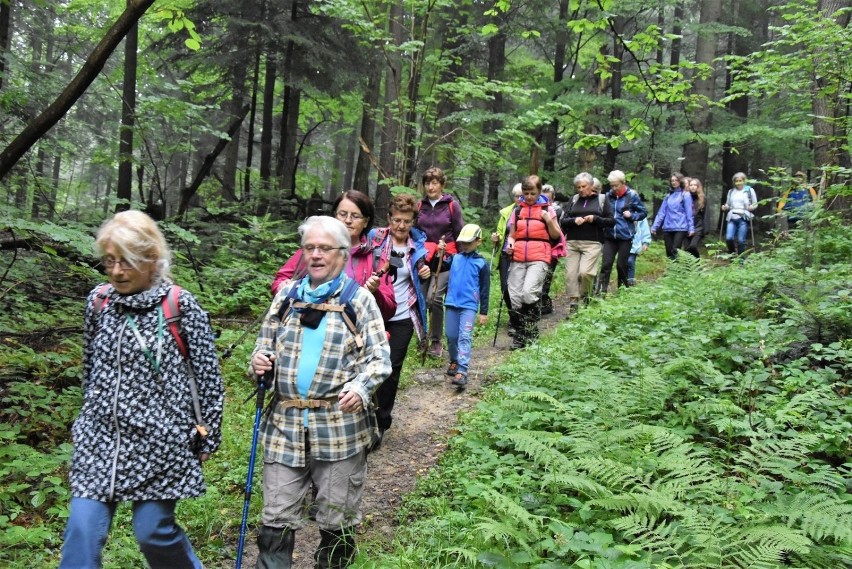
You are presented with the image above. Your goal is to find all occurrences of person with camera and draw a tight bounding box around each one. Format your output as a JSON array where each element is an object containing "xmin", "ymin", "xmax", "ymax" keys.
[{"xmin": 250, "ymin": 215, "xmax": 391, "ymax": 569}]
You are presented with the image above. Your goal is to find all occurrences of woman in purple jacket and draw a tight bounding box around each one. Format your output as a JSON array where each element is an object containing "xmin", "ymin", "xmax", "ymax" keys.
[
  {"xmin": 414, "ymin": 167, "xmax": 465, "ymax": 358},
  {"xmin": 650, "ymin": 172, "xmax": 694, "ymax": 259}
]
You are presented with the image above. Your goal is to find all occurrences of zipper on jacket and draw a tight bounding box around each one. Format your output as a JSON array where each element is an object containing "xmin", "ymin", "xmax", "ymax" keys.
[{"xmin": 108, "ymin": 317, "xmax": 129, "ymax": 501}]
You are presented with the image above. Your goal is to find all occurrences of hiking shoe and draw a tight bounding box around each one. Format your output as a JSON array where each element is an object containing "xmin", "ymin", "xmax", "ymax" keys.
[
  {"xmin": 450, "ymin": 373, "xmax": 467, "ymax": 389},
  {"xmin": 540, "ymin": 296, "xmax": 553, "ymax": 315},
  {"xmin": 428, "ymin": 340, "xmax": 443, "ymax": 358},
  {"xmin": 511, "ymin": 336, "xmax": 525, "ymax": 350},
  {"xmin": 507, "ymin": 326, "xmax": 517, "ymax": 337},
  {"xmin": 445, "ymin": 361, "xmax": 459, "ymax": 376}
]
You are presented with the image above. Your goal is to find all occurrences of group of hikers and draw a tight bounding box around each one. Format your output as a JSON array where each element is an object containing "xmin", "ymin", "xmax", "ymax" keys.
[{"xmin": 59, "ymin": 167, "xmax": 818, "ymax": 568}]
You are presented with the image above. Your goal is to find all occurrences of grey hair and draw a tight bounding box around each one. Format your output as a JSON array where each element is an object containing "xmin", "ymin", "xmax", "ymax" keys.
[
  {"xmin": 592, "ymin": 177, "xmax": 603, "ymax": 191},
  {"xmin": 542, "ymin": 184, "xmax": 555, "ymax": 194},
  {"xmin": 732, "ymin": 172, "xmax": 747, "ymax": 183},
  {"xmin": 299, "ymin": 216, "xmax": 351, "ymax": 261},
  {"xmin": 512, "ymin": 183, "xmax": 523, "ymax": 196},
  {"xmin": 573, "ymin": 172, "xmax": 594, "ymax": 187},
  {"xmin": 607, "ymin": 170, "xmax": 626, "ymax": 184}
]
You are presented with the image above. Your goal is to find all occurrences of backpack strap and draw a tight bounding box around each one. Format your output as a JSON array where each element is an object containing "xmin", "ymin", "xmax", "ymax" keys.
[
  {"xmin": 162, "ymin": 285, "xmax": 188, "ymax": 359},
  {"xmin": 93, "ymin": 283, "xmax": 111, "ymax": 314},
  {"xmin": 277, "ymin": 278, "xmax": 364, "ymax": 348}
]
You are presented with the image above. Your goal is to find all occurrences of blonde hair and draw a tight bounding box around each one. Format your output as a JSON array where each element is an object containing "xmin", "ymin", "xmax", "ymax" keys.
[{"xmin": 95, "ymin": 210, "xmax": 171, "ymax": 282}]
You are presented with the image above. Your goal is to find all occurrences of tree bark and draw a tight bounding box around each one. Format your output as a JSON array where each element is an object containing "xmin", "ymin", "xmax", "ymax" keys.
[
  {"xmin": 376, "ymin": 1, "xmax": 404, "ymax": 221},
  {"xmin": 0, "ymin": 0, "xmax": 11, "ymax": 91},
  {"xmin": 0, "ymin": 0, "xmax": 157, "ymax": 181},
  {"xmin": 259, "ymin": 53, "xmax": 276, "ymax": 192},
  {"xmin": 116, "ymin": 1, "xmax": 138, "ymax": 212},
  {"xmin": 177, "ymin": 104, "xmax": 250, "ymax": 216},
  {"xmin": 353, "ymin": 72, "xmax": 379, "ymax": 194},
  {"xmin": 681, "ymin": 0, "xmax": 722, "ymax": 184}
]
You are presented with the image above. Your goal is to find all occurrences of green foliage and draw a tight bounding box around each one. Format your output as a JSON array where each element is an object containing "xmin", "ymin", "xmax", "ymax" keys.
[{"xmin": 373, "ymin": 214, "xmax": 852, "ymax": 568}]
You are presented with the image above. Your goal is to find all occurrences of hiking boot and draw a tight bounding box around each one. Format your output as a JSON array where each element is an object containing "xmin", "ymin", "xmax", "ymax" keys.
[
  {"xmin": 428, "ymin": 340, "xmax": 443, "ymax": 358},
  {"xmin": 450, "ymin": 373, "xmax": 467, "ymax": 389},
  {"xmin": 507, "ymin": 326, "xmax": 517, "ymax": 337},
  {"xmin": 510, "ymin": 336, "xmax": 525, "ymax": 350},
  {"xmin": 540, "ymin": 295, "xmax": 553, "ymax": 315},
  {"xmin": 445, "ymin": 361, "xmax": 458, "ymax": 376}
]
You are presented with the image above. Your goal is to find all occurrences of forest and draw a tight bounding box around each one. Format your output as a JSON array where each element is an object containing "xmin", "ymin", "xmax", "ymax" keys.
[{"xmin": 0, "ymin": 0, "xmax": 850, "ymax": 567}]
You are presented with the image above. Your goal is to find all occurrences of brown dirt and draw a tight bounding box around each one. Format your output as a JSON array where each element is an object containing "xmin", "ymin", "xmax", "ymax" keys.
[{"xmin": 237, "ymin": 301, "xmax": 571, "ymax": 568}]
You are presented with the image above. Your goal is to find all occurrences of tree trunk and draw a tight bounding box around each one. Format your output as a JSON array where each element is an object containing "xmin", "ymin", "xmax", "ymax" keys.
[
  {"xmin": 0, "ymin": 0, "xmax": 11, "ymax": 91},
  {"xmin": 116, "ymin": 1, "xmax": 138, "ymax": 212},
  {"xmin": 681, "ymin": 0, "xmax": 722, "ymax": 184},
  {"xmin": 354, "ymin": 72, "xmax": 379, "ymax": 194},
  {"xmin": 0, "ymin": 0, "xmax": 157, "ymax": 180},
  {"xmin": 243, "ymin": 47, "xmax": 261, "ymax": 203},
  {"xmin": 177, "ymin": 104, "xmax": 250, "ymax": 216},
  {"xmin": 484, "ymin": 30, "xmax": 506, "ymax": 207},
  {"xmin": 279, "ymin": 85, "xmax": 301, "ymax": 201},
  {"xmin": 259, "ymin": 53, "xmax": 276, "ymax": 193},
  {"xmin": 376, "ymin": 1, "xmax": 404, "ymax": 221},
  {"xmin": 812, "ymin": 0, "xmax": 849, "ymax": 173},
  {"xmin": 544, "ymin": 0, "xmax": 569, "ymax": 175}
]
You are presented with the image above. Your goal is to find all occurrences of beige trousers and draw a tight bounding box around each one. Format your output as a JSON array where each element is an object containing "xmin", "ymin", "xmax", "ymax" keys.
[{"xmin": 564, "ymin": 240, "xmax": 602, "ymax": 299}]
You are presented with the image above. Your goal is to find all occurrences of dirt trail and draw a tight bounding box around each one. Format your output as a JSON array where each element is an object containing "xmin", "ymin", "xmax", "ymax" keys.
[{"xmin": 237, "ymin": 301, "xmax": 570, "ymax": 568}]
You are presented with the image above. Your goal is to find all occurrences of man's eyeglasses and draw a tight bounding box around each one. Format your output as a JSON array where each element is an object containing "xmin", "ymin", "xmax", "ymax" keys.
[
  {"xmin": 102, "ymin": 257, "xmax": 134, "ymax": 270},
  {"xmin": 390, "ymin": 218, "xmax": 414, "ymax": 226},
  {"xmin": 302, "ymin": 245, "xmax": 346, "ymax": 256},
  {"xmin": 335, "ymin": 211, "xmax": 364, "ymax": 221}
]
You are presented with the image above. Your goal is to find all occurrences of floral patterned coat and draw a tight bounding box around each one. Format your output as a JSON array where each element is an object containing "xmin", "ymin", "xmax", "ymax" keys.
[{"xmin": 69, "ymin": 281, "xmax": 224, "ymax": 502}]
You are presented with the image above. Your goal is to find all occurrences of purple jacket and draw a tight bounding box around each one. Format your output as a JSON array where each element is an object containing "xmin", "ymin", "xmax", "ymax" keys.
[
  {"xmin": 415, "ymin": 193, "xmax": 464, "ymax": 251},
  {"xmin": 651, "ymin": 189, "xmax": 694, "ymax": 233}
]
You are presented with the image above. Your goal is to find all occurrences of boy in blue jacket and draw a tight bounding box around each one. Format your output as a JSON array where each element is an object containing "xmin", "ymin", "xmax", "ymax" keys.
[{"xmin": 444, "ymin": 224, "xmax": 490, "ymax": 389}]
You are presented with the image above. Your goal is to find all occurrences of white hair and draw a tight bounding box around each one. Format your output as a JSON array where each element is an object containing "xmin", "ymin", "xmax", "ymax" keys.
[
  {"xmin": 299, "ymin": 216, "xmax": 351, "ymax": 261},
  {"xmin": 607, "ymin": 170, "xmax": 626, "ymax": 184}
]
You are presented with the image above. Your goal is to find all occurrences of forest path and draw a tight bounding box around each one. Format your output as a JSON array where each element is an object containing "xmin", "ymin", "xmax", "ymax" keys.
[{"xmin": 236, "ymin": 295, "xmax": 573, "ymax": 568}]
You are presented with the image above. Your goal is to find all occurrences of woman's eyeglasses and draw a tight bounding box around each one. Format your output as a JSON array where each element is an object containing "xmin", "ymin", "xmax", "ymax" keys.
[
  {"xmin": 390, "ymin": 218, "xmax": 414, "ymax": 226},
  {"xmin": 302, "ymin": 245, "xmax": 346, "ymax": 255},
  {"xmin": 102, "ymin": 257, "xmax": 134, "ymax": 270},
  {"xmin": 335, "ymin": 211, "xmax": 364, "ymax": 221}
]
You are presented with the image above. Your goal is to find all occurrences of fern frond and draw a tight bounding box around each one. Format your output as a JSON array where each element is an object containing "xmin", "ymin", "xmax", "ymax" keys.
[
  {"xmin": 768, "ymin": 492, "xmax": 852, "ymax": 543},
  {"xmin": 471, "ymin": 518, "xmax": 536, "ymax": 556},
  {"xmin": 498, "ymin": 430, "xmax": 575, "ymax": 469},
  {"xmin": 540, "ymin": 471, "xmax": 611, "ymax": 499},
  {"xmin": 478, "ymin": 489, "xmax": 544, "ymax": 536}
]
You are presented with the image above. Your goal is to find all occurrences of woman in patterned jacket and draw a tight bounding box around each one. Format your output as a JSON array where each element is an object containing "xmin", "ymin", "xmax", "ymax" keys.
[{"xmin": 60, "ymin": 210, "xmax": 224, "ymax": 569}]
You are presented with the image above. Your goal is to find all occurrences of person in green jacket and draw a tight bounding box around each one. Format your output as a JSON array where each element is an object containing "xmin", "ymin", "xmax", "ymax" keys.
[{"xmin": 490, "ymin": 183, "xmax": 522, "ymax": 336}]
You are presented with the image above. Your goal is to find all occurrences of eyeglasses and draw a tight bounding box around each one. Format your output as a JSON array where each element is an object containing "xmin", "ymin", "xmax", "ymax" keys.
[
  {"xmin": 335, "ymin": 211, "xmax": 364, "ymax": 222},
  {"xmin": 102, "ymin": 257, "xmax": 135, "ymax": 270},
  {"xmin": 302, "ymin": 245, "xmax": 346, "ymax": 256},
  {"xmin": 390, "ymin": 217, "xmax": 414, "ymax": 226}
]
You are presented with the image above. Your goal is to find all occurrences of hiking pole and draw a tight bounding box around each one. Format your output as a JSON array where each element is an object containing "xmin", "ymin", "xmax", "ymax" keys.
[
  {"xmin": 420, "ymin": 242, "xmax": 446, "ymax": 365},
  {"xmin": 222, "ymin": 310, "xmax": 268, "ymax": 360},
  {"xmin": 235, "ymin": 365, "xmax": 272, "ymax": 569},
  {"xmin": 749, "ymin": 218, "xmax": 757, "ymax": 252},
  {"xmin": 492, "ymin": 290, "xmax": 504, "ymax": 347}
]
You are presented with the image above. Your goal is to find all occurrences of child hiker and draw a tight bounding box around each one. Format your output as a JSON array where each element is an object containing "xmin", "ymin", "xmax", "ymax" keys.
[{"xmin": 444, "ymin": 224, "xmax": 490, "ymax": 390}]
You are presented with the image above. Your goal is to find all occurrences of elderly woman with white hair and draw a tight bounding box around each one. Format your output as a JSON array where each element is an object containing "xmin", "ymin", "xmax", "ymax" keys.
[
  {"xmin": 598, "ymin": 170, "xmax": 647, "ymax": 293},
  {"xmin": 60, "ymin": 210, "xmax": 223, "ymax": 569},
  {"xmin": 250, "ymin": 216, "xmax": 391, "ymax": 569}
]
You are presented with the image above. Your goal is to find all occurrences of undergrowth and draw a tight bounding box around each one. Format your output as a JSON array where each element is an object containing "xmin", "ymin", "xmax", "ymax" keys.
[{"xmin": 367, "ymin": 223, "xmax": 851, "ymax": 568}]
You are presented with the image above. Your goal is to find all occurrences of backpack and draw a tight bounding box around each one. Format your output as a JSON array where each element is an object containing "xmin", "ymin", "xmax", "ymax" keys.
[
  {"xmin": 93, "ymin": 284, "xmax": 210, "ymax": 447},
  {"xmin": 276, "ymin": 277, "xmax": 364, "ymax": 349},
  {"xmin": 726, "ymin": 187, "xmax": 757, "ymax": 220}
]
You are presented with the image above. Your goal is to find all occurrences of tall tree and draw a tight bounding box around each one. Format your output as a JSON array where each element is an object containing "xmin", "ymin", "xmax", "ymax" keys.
[
  {"xmin": 681, "ymin": 0, "xmax": 722, "ymax": 183},
  {"xmin": 0, "ymin": 0, "xmax": 157, "ymax": 181},
  {"xmin": 116, "ymin": 0, "xmax": 139, "ymax": 212}
]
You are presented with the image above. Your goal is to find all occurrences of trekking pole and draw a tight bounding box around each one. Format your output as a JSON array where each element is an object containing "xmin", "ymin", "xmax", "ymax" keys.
[
  {"xmin": 235, "ymin": 365, "xmax": 273, "ymax": 569},
  {"xmin": 749, "ymin": 217, "xmax": 757, "ymax": 252},
  {"xmin": 221, "ymin": 310, "xmax": 267, "ymax": 360},
  {"xmin": 420, "ymin": 242, "xmax": 446, "ymax": 365},
  {"xmin": 491, "ymin": 292, "xmax": 504, "ymax": 347}
]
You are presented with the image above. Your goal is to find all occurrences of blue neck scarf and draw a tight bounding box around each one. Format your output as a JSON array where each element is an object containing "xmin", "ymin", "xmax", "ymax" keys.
[{"xmin": 294, "ymin": 272, "xmax": 345, "ymax": 305}]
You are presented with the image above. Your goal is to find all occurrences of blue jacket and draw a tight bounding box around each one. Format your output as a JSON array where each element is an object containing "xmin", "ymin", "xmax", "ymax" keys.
[
  {"xmin": 630, "ymin": 219, "xmax": 652, "ymax": 255},
  {"xmin": 605, "ymin": 188, "xmax": 647, "ymax": 240},
  {"xmin": 445, "ymin": 250, "xmax": 490, "ymax": 315},
  {"xmin": 651, "ymin": 189, "xmax": 694, "ymax": 233}
]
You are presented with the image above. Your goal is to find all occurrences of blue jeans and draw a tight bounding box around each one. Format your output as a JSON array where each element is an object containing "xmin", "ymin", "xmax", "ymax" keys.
[
  {"xmin": 59, "ymin": 497, "xmax": 202, "ymax": 569},
  {"xmin": 627, "ymin": 253, "xmax": 638, "ymax": 283},
  {"xmin": 725, "ymin": 217, "xmax": 749, "ymax": 254},
  {"xmin": 445, "ymin": 307, "xmax": 476, "ymax": 375}
]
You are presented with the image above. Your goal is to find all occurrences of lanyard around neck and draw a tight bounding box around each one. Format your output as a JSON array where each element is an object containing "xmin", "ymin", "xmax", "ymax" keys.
[{"xmin": 125, "ymin": 306, "xmax": 164, "ymax": 375}]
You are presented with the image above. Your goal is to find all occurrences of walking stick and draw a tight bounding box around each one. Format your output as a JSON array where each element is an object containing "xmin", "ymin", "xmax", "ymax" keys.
[
  {"xmin": 235, "ymin": 367, "xmax": 272, "ymax": 569},
  {"xmin": 749, "ymin": 216, "xmax": 757, "ymax": 252},
  {"xmin": 420, "ymin": 242, "xmax": 446, "ymax": 365},
  {"xmin": 492, "ymin": 291, "xmax": 504, "ymax": 347}
]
